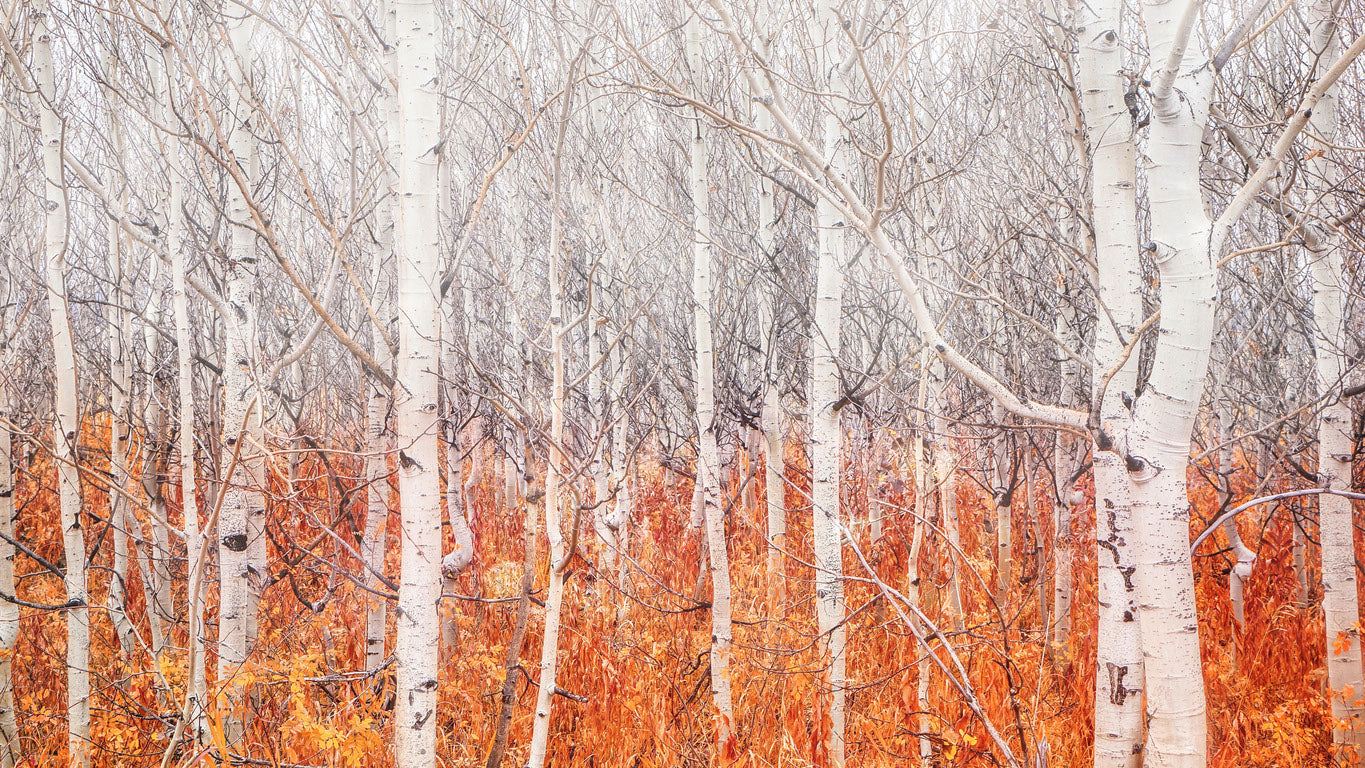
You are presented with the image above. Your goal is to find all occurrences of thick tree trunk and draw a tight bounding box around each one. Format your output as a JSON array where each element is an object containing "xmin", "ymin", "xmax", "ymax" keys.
[
  {"xmin": 1122, "ymin": 4, "xmax": 1217, "ymax": 765},
  {"xmin": 216, "ymin": 10, "xmax": 263, "ymax": 743},
  {"xmin": 391, "ymin": 0, "xmax": 444, "ymax": 764},
  {"xmin": 1075, "ymin": 1, "xmax": 1146, "ymax": 763}
]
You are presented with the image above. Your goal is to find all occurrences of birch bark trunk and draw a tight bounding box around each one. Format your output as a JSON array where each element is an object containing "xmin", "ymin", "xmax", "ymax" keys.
[{"xmin": 107, "ymin": 204, "xmax": 135, "ymax": 660}]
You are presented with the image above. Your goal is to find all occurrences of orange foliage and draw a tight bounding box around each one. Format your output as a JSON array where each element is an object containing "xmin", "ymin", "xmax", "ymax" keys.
[{"xmin": 0, "ymin": 418, "xmax": 1347, "ymax": 766}]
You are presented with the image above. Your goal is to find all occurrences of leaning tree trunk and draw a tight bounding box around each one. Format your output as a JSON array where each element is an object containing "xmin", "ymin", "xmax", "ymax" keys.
[
  {"xmin": 31, "ymin": 4, "xmax": 91, "ymax": 764},
  {"xmin": 1075, "ymin": 1, "xmax": 1145, "ymax": 764},
  {"xmin": 391, "ymin": 0, "xmax": 444, "ymax": 764}
]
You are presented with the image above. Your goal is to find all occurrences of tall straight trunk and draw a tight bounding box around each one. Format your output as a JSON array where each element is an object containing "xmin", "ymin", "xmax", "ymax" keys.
[
  {"xmin": 1050, "ymin": 282, "xmax": 1079, "ymax": 656},
  {"xmin": 216, "ymin": 10, "xmax": 262, "ymax": 742},
  {"xmin": 363, "ymin": 8, "xmax": 399, "ymax": 673},
  {"xmin": 588, "ymin": 272, "xmax": 614, "ymax": 581},
  {"xmin": 929, "ymin": 363, "xmax": 964, "ymax": 632},
  {"xmin": 391, "ymin": 0, "xmax": 444, "ymax": 764},
  {"xmin": 108, "ymin": 210, "xmax": 135, "ymax": 660},
  {"xmin": 1302, "ymin": 4, "xmax": 1364, "ymax": 758},
  {"xmin": 811, "ymin": 0, "xmax": 848, "ymax": 756},
  {"xmin": 608, "ymin": 357, "xmax": 632, "ymax": 623},
  {"xmin": 1122, "ymin": 4, "xmax": 1218, "ymax": 765},
  {"xmin": 991, "ymin": 401, "xmax": 1012, "ymax": 604},
  {"xmin": 155, "ymin": 1, "xmax": 207, "ymax": 741},
  {"xmin": 363, "ymin": 175, "xmax": 395, "ymax": 673},
  {"xmin": 0, "ymin": 383, "xmax": 18, "ymax": 768},
  {"xmin": 169, "ymin": 95, "xmax": 206, "ymax": 753},
  {"xmin": 31, "ymin": 5, "xmax": 91, "ymax": 764},
  {"xmin": 138, "ymin": 300, "xmax": 172, "ymax": 664},
  {"xmin": 362, "ymin": 295, "xmax": 393, "ymax": 672},
  {"xmin": 1075, "ymin": 1, "xmax": 1146, "ymax": 763},
  {"xmin": 684, "ymin": 12, "xmax": 736, "ymax": 755},
  {"xmin": 911, "ymin": 346, "xmax": 931, "ymax": 767}
]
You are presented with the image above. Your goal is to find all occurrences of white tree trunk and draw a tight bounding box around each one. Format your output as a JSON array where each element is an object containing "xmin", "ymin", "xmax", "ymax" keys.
[
  {"xmin": 362, "ymin": 230, "xmax": 395, "ymax": 668},
  {"xmin": 107, "ymin": 210, "xmax": 135, "ymax": 660},
  {"xmin": 392, "ymin": 0, "xmax": 444, "ymax": 763},
  {"xmin": 32, "ymin": 5, "xmax": 91, "ymax": 763},
  {"xmin": 991, "ymin": 401, "xmax": 1012, "ymax": 604},
  {"xmin": 755, "ymin": 48, "xmax": 784, "ymax": 580},
  {"xmin": 216, "ymin": 10, "xmax": 263, "ymax": 742},
  {"xmin": 0, "ymin": 383, "xmax": 19, "ymax": 768},
  {"xmin": 608, "ymin": 360, "xmax": 632, "ymax": 623},
  {"xmin": 685, "ymin": 10, "xmax": 736, "ymax": 754},
  {"xmin": 527, "ymin": 48, "xmax": 578, "ymax": 768},
  {"xmin": 1122, "ymin": 3, "xmax": 1217, "ymax": 765},
  {"xmin": 1303, "ymin": 4, "xmax": 1364, "ymax": 758},
  {"xmin": 929, "ymin": 362, "xmax": 964, "ymax": 632},
  {"xmin": 811, "ymin": 0, "xmax": 848, "ymax": 755},
  {"xmin": 1075, "ymin": 1, "xmax": 1146, "ymax": 764},
  {"xmin": 440, "ymin": 286, "xmax": 474, "ymax": 657}
]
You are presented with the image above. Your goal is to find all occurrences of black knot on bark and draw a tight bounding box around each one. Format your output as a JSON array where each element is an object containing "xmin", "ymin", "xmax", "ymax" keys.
[{"xmin": 222, "ymin": 532, "xmax": 248, "ymax": 552}]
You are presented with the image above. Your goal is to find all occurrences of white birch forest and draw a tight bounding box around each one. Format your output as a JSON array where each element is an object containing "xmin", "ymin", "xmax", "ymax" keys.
[{"xmin": 0, "ymin": 0, "xmax": 1363, "ymax": 766}]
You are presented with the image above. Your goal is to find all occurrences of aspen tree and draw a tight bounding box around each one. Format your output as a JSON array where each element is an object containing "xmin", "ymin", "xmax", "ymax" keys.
[
  {"xmin": 437, "ymin": 18, "xmax": 474, "ymax": 656},
  {"xmin": 1074, "ymin": 1, "xmax": 1144, "ymax": 763},
  {"xmin": 217, "ymin": 7, "xmax": 264, "ymax": 740},
  {"xmin": 31, "ymin": 3, "xmax": 92, "ymax": 763},
  {"xmin": 363, "ymin": 2, "xmax": 400, "ymax": 673},
  {"xmin": 391, "ymin": 0, "xmax": 445, "ymax": 763},
  {"xmin": 0, "ymin": 284, "xmax": 18, "ymax": 768},
  {"xmin": 751, "ymin": 1, "xmax": 785, "ymax": 585},
  {"xmin": 528, "ymin": 12, "xmax": 595, "ymax": 758},
  {"xmin": 684, "ymin": 10, "xmax": 736, "ymax": 753},
  {"xmin": 810, "ymin": 0, "xmax": 850, "ymax": 760},
  {"xmin": 1119, "ymin": 3, "xmax": 1223, "ymax": 762},
  {"xmin": 105, "ymin": 145, "xmax": 135, "ymax": 660},
  {"xmin": 1301, "ymin": 3, "xmax": 1365, "ymax": 759},
  {"xmin": 0, "ymin": 125, "xmax": 15, "ymax": 762},
  {"xmin": 910, "ymin": 346, "xmax": 931, "ymax": 768},
  {"xmin": 362, "ymin": 233, "xmax": 394, "ymax": 672}
]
